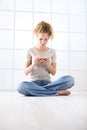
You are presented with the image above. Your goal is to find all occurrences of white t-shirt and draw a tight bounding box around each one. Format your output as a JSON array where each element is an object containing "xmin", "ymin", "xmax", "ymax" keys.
[{"xmin": 26, "ymin": 47, "xmax": 56, "ymax": 81}]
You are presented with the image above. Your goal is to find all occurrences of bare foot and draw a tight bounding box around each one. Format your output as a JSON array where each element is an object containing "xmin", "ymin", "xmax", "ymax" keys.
[{"xmin": 57, "ymin": 90, "xmax": 71, "ymax": 96}]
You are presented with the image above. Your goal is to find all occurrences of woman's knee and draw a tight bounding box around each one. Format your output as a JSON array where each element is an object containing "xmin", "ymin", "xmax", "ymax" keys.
[
  {"xmin": 17, "ymin": 81, "xmax": 28, "ymax": 94},
  {"xmin": 66, "ymin": 75, "xmax": 75, "ymax": 88}
]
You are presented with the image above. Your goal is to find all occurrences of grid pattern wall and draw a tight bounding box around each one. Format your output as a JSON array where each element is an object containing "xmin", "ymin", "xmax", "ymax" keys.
[{"xmin": 0, "ymin": 0, "xmax": 87, "ymax": 91}]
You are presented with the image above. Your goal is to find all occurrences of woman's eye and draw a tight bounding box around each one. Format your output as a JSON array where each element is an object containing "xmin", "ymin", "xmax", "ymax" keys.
[
  {"xmin": 45, "ymin": 39, "xmax": 47, "ymax": 41},
  {"xmin": 39, "ymin": 38, "xmax": 48, "ymax": 42}
]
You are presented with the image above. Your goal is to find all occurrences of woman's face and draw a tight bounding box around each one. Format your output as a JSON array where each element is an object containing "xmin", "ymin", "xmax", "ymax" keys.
[{"xmin": 37, "ymin": 33, "xmax": 49, "ymax": 47}]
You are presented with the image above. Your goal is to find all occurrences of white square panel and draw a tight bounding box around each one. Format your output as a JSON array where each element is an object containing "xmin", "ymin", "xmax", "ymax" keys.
[
  {"xmin": 34, "ymin": 13, "xmax": 51, "ymax": 27},
  {"xmin": 13, "ymin": 69, "xmax": 29, "ymax": 89},
  {"xmin": 15, "ymin": 31, "xmax": 33, "ymax": 49},
  {"xmin": 56, "ymin": 51, "xmax": 70, "ymax": 70},
  {"xmin": 0, "ymin": 11, "xmax": 14, "ymax": 29},
  {"xmin": 34, "ymin": 0, "xmax": 51, "ymax": 12},
  {"xmin": 70, "ymin": 71, "xmax": 87, "ymax": 91},
  {"xmin": 70, "ymin": 33, "xmax": 86, "ymax": 51},
  {"xmin": 15, "ymin": 12, "xmax": 33, "ymax": 30},
  {"xmin": 70, "ymin": 15, "xmax": 86, "ymax": 33},
  {"xmin": 0, "ymin": 69, "xmax": 13, "ymax": 90},
  {"xmin": 86, "ymin": 0, "xmax": 87, "ymax": 10},
  {"xmin": 14, "ymin": 50, "xmax": 27, "ymax": 69},
  {"xmin": 52, "ymin": 14, "xmax": 68, "ymax": 32},
  {"xmin": 70, "ymin": 52, "xmax": 87, "ymax": 70},
  {"xmin": 15, "ymin": 0, "xmax": 33, "ymax": 11},
  {"xmin": 0, "ymin": 0, "xmax": 14, "ymax": 10},
  {"xmin": 52, "ymin": 32, "xmax": 69, "ymax": 50},
  {"xmin": 0, "ymin": 50, "xmax": 13, "ymax": 68},
  {"xmin": 52, "ymin": 0, "xmax": 68, "ymax": 13},
  {"xmin": 69, "ymin": 0, "xmax": 85, "ymax": 15},
  {"xmin": 0, "ymin": 30, "xmax": 14, "ymax": 48}
]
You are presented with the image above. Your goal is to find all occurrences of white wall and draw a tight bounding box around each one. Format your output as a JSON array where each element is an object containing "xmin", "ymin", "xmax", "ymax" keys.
[{"xmin": 0, "ymin": 0, "xmax": 87, "ymax": 91}]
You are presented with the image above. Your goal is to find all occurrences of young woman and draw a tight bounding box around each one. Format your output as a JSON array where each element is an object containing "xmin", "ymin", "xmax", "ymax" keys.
[{"xmin": 17, "ymin": 21, "xmax": 74, "ymax": 96}]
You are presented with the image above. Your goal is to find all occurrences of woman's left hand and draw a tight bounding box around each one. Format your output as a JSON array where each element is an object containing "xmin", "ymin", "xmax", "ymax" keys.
[
  {"xmin": 39, "ymin": 58, "xmax": 50, "ymax": 66},
  {"xmin": 39, "ymin": 58, "xmax": 56, "ymax": 75}
]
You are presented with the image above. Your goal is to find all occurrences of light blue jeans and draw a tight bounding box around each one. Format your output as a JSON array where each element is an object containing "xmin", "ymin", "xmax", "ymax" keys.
[{"xmin": 17, "ymin": 75, "xmax": 74, "ymax": 96}]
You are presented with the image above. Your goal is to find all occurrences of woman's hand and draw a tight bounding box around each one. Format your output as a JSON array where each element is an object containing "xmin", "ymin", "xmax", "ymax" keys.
[
  {"xmin": 24, "ymin": 56, "xmax": 41, "ymax": 75},
  {"xmin": 39, "ymin": 58, "xmax": 56, "ymax": 75},
  {"xmin": 33, "ymin": 56, "xmax": 41, "ymax": 65},
  {"xmin": 39, "ymin": 58, "xmax": 50, "ymax": 66}
]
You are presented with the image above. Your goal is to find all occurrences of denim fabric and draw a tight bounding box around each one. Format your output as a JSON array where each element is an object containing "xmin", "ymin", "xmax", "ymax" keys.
[{"xmin": 17, "ymin": 75, "xmax": 74, "ymax": 96}]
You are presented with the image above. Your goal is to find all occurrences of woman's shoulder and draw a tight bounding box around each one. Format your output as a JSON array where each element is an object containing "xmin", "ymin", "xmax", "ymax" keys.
[
  {"xmin": 48, "ymin": 48, "xmax": 55, "ymax": 53},
  {"xmin": 27, "ymin": 47, "xmax": 35, "ymax": 52}
]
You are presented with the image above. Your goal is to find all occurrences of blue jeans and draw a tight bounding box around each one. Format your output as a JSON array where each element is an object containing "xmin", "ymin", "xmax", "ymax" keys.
[{"xmin": 17, "ymin": 75, "xmax": 74, "ymax": 96}]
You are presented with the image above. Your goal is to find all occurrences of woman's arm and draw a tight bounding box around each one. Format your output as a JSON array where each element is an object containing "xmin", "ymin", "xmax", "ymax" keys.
[
  {"xmin": 46, "ymin": 63, "xmax": 56, "ymax": 75},
  {"xmin": 47, "ymin": 63, "xmax": 56, "ymax": 75},
  {"xmin": 24, "ymin": 62, "xmax": 34, "ymax": 75},
  {"xmin": 24, "ymin": 56, "xmax": 41, "ymax": 75}
]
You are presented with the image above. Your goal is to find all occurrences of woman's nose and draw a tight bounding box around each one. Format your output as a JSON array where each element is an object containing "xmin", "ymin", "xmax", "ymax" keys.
[{"xmin": 42, "ymin": 40, "xmax": 46, "ymax": 43}]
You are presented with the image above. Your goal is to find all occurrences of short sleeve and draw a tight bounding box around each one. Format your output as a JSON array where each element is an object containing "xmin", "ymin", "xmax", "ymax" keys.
[
  {"xmin": 51, "ymin": 50, "xmax": 56, "ymax": 63},
  {"xmin": 26, "ymin": 49, "xmax": 32, "ymax": 63}
]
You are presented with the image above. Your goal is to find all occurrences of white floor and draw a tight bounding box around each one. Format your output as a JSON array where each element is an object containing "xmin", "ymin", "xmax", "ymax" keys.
[{"xmin": 0, "ymin": 91, "xmax": 87, "ymax": 130}]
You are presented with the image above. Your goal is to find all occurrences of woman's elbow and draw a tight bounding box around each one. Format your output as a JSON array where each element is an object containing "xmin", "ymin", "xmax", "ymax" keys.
[
  {"xmin": 24, "ymin": 70, "xmax": 28, "ymax": 75},
  {"xmin": 51, "ymin": 70, "xmax": 56, "ymax": 75}
]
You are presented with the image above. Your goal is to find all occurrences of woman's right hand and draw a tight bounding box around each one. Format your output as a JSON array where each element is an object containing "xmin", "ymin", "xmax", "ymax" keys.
[
  {"xmin": 24, "ymin": 56, "xmax": 41, "ymax": 75},
  {"xmin": 33, "ymin": 56, "xmax": 41, "ymax": 65}
]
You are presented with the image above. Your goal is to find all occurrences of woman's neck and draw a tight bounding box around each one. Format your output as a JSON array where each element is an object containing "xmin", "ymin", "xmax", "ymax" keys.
[{"xmin": 35, "ymin": 46, "xmax": 48, "ymax": 52}]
